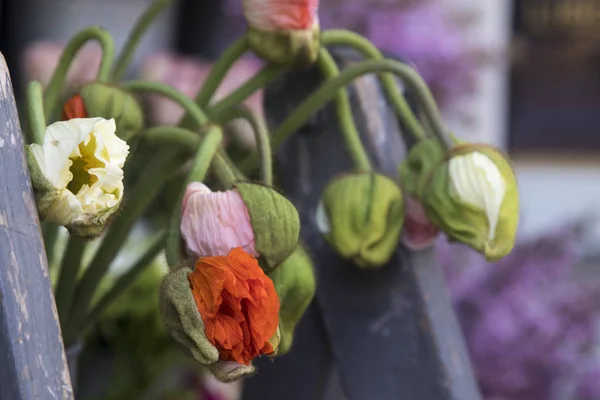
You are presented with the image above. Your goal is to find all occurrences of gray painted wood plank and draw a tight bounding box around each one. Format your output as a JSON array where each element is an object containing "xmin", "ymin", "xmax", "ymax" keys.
[
  {"xmin": 242, "ymin": 49, "xmax": 481, "ymax": 400},
  {"xmin": 0, "ymin": 52, "xmax": 73, "ymax": 400}
]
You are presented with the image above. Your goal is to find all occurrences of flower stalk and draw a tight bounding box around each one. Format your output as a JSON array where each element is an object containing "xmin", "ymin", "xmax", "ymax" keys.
[
  {"xmin": 237, "ymin": 58, "xmax": 449, "ymax": 174},
  {"xmin": 165, "ymin": 126, "xmax": 224, "ymax": 267},
  {"xmin": 25, "ymin": 81, "xmax": 46, "ymax": 144},
  {"xmin": 44, "ymin": 27, "xmax": 115, "ymax": 120},
  {"xmin": 321, "ymin": 29, "xmax": 427, "ymax": 141},
  {"xmin": 317, "ymin": 48, "xmax": 372, "ymax": 172},
  {"xmin": 110, "ymin": 0, "xmax": 174, "ymax": 82}
]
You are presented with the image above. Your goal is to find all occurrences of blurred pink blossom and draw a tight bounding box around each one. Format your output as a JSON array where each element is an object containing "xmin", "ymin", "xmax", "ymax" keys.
[
  {"xmin": 21, "ymin": 41, "xmax": 102, "ymax": 91},
  {"xmin": 141, "ymin": 52, "xmax": 264, "ymax": 148}
]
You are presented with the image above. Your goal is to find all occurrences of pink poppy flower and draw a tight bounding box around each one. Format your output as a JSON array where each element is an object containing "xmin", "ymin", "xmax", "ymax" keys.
[
  {"xmin": 180, "ymin": 182, "xmax": 257, "ymax": 258},
  {"xmin": 242, "ymin": 0, "xmax": 319, "ymax": 31}
]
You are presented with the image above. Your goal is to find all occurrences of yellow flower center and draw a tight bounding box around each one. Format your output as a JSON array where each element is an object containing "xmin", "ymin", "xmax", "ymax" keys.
[{"xmin": 67, "ymin": 133, "xmax": 105, "ymax": 194}]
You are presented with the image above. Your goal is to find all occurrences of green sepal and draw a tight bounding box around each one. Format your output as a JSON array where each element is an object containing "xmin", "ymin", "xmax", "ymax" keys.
[
  {"xmin": 159, "ymin": 267, "xmax": 220, "ymax": 366},
  {"xmin": 268, "ymin": 244, "xmax": 316, "ymax": 355},
  {"xmin": 80, "ymin": 82, "xmax": 143, "ymax": 141},
  {"xmin": 234, "ymin": 182, "xmax": 300, "ymax": 272},
  {"xmin": 247, "ymin": 25, "xmax": 320, "ymax": 69},
  {"xmin": 317, "ymin": 172, "xmax": 404, "ymax": 268}
]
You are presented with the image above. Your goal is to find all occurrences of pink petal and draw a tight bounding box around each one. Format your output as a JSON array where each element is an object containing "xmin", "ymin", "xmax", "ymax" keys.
[
  {"xmin": 402, "ymin": 196, "xmax": 440, "ymax": 251},
  {"xmin": 180, "ymin": 182, "xmax": 257, "ymax": 258},
  {"xmin": 242, "ymin": 0, "xmax": 319, "ymax": 31}
]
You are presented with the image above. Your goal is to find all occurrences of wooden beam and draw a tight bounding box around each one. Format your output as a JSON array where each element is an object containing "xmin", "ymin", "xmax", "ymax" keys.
[
  {"xmin": 243, "ymin": 49, "xmax": 481, "ymax": 400},
  {"xmin": 0, "ymin": 53, "xmax": 73, "ymax": 399}
]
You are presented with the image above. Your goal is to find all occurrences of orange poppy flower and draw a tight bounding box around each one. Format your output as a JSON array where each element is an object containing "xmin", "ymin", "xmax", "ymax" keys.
[
  {"xmin": 188, "ymin": 247, "xmax": 280, "ymax": 365},
  {"xmin": 62, "ymin": 94, "xmax": 88, "ymax": 120}
]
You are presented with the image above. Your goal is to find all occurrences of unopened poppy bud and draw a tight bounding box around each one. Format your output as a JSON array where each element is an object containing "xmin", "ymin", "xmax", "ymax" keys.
[
  {"xmin": 160, "ymin": 247, "xmax": 280, "ymax": 382},
  {"xmin": 316, "ymin": 172, "xmax": 404, "ymax": 268},
  {"xmin": 268, "ymin": 244, "xmax": 316, "ymax": 355},
  {"xmin": 243, "ymin": 0, "xmax": 320, "ymax": 68},
  {"xmin": 180, "ymin": 182, "xmax": 300, "ymax": 272},
  {"xmin": 69, "ymin": 82, "xmax": 143, "ymax": 141},
  {"xmin": 399, "ymin": 138, "xmax": 519, "ymax": 261},
  {"xmin": 26, "ymin": 117, "xmax": 129, "ymax": 239}
]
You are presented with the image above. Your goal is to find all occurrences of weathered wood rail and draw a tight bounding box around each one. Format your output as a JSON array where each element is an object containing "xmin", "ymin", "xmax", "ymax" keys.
[
  {"xmin": 0, "ymin": 53, "xmax": 73, "ymax": 399},
  {"xmin": 242, "ymin": 50, "xmax": 482, "ymax": 400}
]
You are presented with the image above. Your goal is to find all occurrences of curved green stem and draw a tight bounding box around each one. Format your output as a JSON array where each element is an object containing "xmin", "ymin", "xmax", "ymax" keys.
[
  {"xmin": 26, "ymin": 81, "xmax": 46, "ymax": 144},
  {"xmin": 55, "ymin": 236, "xmax": 86, "ymax": 330},
  {"xmin": 144, "ymin": 126, "xmax": 201, "ymax": 149},
  {"xmin": 317, "ymin": 48, "xmax": 372, "ymax": 171},
  {"xmin": 42, "ymin": 223, "xmax": 60, "ymax": 268},
  {"xmin": 110, "ymin": 0, "xmax": 174, "ymax": 82},
  {"xmin": 44, "ymin": 27, "xmax": 115, "ymax": 120},
  {"xmin": 179, "ymin": 36, "xmax": 250, "ymax": 129},
  {"xmin": 165, "ymin": 126, "xmax": 223, "ymax": 267},
  {"xmin": 321, "ymin": 29, "xmax": 427, "ymax": 141},
  {"xmin": 142, "ymin": 126, "xmax": 237, "ymax": 186},
  {"xmin": 81, "ymin": 232, "xmax": 166, "ymax": 331},
  {"xmin": 123, "ymin": 80, "xmax": 209, "ymax": 126},
  {"xmin": 65, "ymin": 150, "xmax": 183, "ymax": 346},
  {"xmin": 205, "ymin": 65, "xmax": 282, "ymax": 122},
  {"xmin": 237, "ymin": 58, "xmax": 450, "ymax": 174},
  {"xmin": 217, "ymin": 105, "xmax": 273, "ymax": 185}
]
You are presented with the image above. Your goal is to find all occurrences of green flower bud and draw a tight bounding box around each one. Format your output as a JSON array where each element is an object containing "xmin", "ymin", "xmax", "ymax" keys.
[
  {"xmin": 78, "ymin": 82, "xmax": 143, "ymax": 141},
  {"xmin": 159, "ymin": 267, "xmax": 220, "ymax": 366},
  {"xmin": 247, "ymin": 25, "xmax": 320, "ymax": 68},
  {"xmin": 316, "ymin": 172, "xmax": 404, "ymax": 268},
  {"xmin": 399, "ymin": 138, "xmax": 519, "ymax": 261},
  {"xmin": 234, "ymin": 182, "xmax": 300, "ymax": 272},
  {"xmin": 268, "ymin": 244, "xmax": 316, "ymax": 355}
]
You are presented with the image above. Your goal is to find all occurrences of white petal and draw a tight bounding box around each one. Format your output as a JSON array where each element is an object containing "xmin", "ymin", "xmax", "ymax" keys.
[
  {"xmin": 34, "ymin": 117, "xmax": 129, "ymax": 227},
  {"xmin": 448, "ymin": 152, "xmax": 506, "ymax": 241},
  {"xmin": 315, "ymin": 200, "xmax": 331, "ymax": 235}
]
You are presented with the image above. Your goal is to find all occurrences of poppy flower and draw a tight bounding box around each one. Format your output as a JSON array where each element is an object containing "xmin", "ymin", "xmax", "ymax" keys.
[{"xmin": 188, "ymin": 247, "xmax": 280, "ymax": 365}]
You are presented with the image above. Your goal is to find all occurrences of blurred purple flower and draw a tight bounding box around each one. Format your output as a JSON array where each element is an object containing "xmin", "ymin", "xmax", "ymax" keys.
[
  {"xmin": 574, "ymin": 363, "xmax": 600, "ymax": 400},
  {"xmin": 437, "ymin": 227, "xmax": 600, "ymax": 400}
]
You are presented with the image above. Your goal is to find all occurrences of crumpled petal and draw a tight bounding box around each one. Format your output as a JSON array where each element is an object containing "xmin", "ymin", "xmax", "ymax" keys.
[{"xmin": 180, "ymin": 182, "xmax": 257, "ymax": 258}]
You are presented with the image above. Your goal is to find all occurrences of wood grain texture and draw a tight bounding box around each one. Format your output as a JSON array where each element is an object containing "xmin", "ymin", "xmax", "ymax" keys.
[
  {"xmin": 0, "ymin": 52, "xmax": 73, "ymax": 400},
  {"xmin": 242, "ymin": 49, "xmax": 481, "ymax": 400}
]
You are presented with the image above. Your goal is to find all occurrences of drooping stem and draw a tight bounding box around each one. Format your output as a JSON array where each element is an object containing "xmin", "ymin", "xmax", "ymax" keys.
[
  {"xmin": 44, "ymin": 27, "xmax": 115, "ymax": 120},
  {"xmin": 205, "ymin": 65, "xmax": 283, "ymax": 122},
  {"xmin": 217, "ymin": 105, "xmax": 273, "ymax": 185},
  {"xmin": 165, "ymin": 126, "xmax": 224, "ymax": 267},
  {"xmin": 42, "ymin": 223, "xmax": 59, "ymax": 268},
  {"xmin": 317, "ymin": 48, "xmax": 372, "ymax": 171},
  {"xmin": 55, "ymin": 236, "xmax": 86, "ymax": 330},
  {"xmin": 123, "ymin": 80, "xmax": 209, "ymax": 126},
  {"xmin": 110, "ymin": 0, "xmax": 174, "ymax": 82},
  {"xmin": 237, "ymin": 58, "xmax": 450, "ymax": 174},
  {"xmin": 64, "ymin": 150, "xmax": 183, "ymax": 346},
  {"xmin": 26, "ymin": 81, "xmax": 47, "ymax": 144},
  {"xmin": 142, "ymin": 126, "xmax": 241, "ymax": 185},
  {"xmin": 321, "ymin": 29, "xmax": 427, "ymax": 141},
  {"xmin": 81, "ymin": 232, "xmax": 166, "ymax": 331},
  {"xmin": 179, "ymin": 36, "xmax": 250, "ymax": 128}
]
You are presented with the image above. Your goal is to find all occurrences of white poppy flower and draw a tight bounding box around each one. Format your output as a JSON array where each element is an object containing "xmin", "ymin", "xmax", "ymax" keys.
[{"xmin": 27, "ymin": 117, "xmax": 129, "ymax": 237}]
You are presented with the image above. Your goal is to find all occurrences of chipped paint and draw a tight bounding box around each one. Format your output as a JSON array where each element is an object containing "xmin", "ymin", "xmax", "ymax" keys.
[
  {"xmin": 0, "ymin": 213, "xmax": 6, "ymax": 226},
  {"xmin": 0, "ymin": 137, "xmax": 4, "ymax": 148}
]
